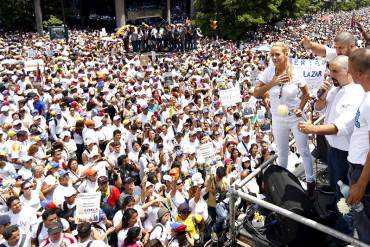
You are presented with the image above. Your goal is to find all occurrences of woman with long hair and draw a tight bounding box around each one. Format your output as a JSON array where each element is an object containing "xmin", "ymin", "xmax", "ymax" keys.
[
  {"xmin": 123, "ymin": 226, "xmax": 142, "ymax": 247},
  {"xmin": 254, "ymin": 42, "xmax": 314, "ymax": 194}
]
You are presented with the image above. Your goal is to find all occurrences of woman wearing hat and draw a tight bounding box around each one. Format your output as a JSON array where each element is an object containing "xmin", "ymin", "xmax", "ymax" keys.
[{"xmin": 149, "ymin": 207, "xmax": 171, "ymax": 245}]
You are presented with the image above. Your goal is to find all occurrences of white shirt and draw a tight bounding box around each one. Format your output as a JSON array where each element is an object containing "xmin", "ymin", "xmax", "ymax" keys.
[
  {"xmin": 323, "ymin": 83, "xmax": 365, "ymax": 151},
  {"xmin": 9, "ymin": 206, "xmax": 38, "ymax": 236},
  {"xmin": 189, "ymin": 196, "xmax": 209, "ymax": 221},
  {"xmin": 258, "ymin": 66, "xmax": 306, "ymax": 118},
  {"xmin": 53, "ymin": 185, "xmax": 74, "ymax": 205},
  {"xmin": 348, "ymin": 92, "xmax": 370, "ymax": 165},
  {"xmin": 19, "ymin": 190, "xmax": 41, "ymax": 211},
  {"xmin": 325, "ymin": 46, "xmax": 337, "ymax": 62}
]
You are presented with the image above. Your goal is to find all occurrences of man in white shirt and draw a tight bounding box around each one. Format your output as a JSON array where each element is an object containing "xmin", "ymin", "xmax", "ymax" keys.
[
  {"xmin": 2, "ymin": 225, "xmax": 32, "ymax": 247},
  {"xmin": 53, "ymin": 170, "xmax": 73, "ymax": 205},
  {"xmin": 298, "ymin": 56, "xmax": 365, "ymax": 195},
  {"xmin": 346, "ymin": 49, "xmax": 370, "ymax": 244},
  {"xmin": 7, "ymin": 196, "xmax": 38, "ymax": 237}
]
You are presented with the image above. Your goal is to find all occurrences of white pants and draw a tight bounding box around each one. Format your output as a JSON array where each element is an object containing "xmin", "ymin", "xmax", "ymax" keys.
[{"xmin": 272, "ymin": 116, "xmax": 314, "ymax": 182}]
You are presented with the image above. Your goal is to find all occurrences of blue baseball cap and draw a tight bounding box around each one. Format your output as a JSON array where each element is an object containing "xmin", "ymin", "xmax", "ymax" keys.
[{"xmin": 58, "ymin": 169, "xmax": 69, "ymax": 177}]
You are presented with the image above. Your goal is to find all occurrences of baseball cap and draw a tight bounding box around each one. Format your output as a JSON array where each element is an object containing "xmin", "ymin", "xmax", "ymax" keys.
[
  {"xmin": 123, "ymin": 177, "xmax": 135, "ymax": 184},
  {"xmin": 145, "ymin": 181, "xmax": 153, "ymax": 188},
  {"xmin": 50, "ymin": 161, "xmax": 59, "ymax": 169},
  {"xmin": 64, "ymin": 187, "xmax": 77, "ymax": 198},
  {"xmin": 58, "ymin": 169, "xmax": 69, "ymax": 177},
  {"xmin": 242, "ymin": 156, "xmax": 250, "ymax": 162},
  {"xmin": 98, "ymin": 176, "xmax": 109, "ymax": 184},
  {"xmin": 175, "ymin": 150, "xmax": 183, "ymax": 157},
  {"xmin": 178, "ymin": 202, "xmax": 191, "ymax": 215},
  {"xmin": 163, "ymin": 175, "xmax": 172, "ymax": 182},
  {"xmin": 48, "ymin": 220, "xmax": 63, "ymax": 235},
  {"xmin": 85, "ymin": 169, "xmax": 97, "ymax": 177},
  {"xmin": 0, "ymin": 215, "xmax": 10, "ymax": 225},
  {"xmin": 170, "ymin": 222, "xmax": 187, "ymax": 232}
]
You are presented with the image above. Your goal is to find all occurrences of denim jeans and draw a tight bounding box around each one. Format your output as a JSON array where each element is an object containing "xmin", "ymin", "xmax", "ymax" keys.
[
  {"xmin": 348, "ymin": 163, "xmax": 370, "ymax": 244},
  {"xmin": 327, "ymin": 146, "xmax": 349, "ymax": 197}
]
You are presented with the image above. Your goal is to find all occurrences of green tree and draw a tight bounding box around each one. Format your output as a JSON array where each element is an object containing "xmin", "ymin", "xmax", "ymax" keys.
[{"xmin": 0, "ymin": 0, "xmax": 34, "ymax": 30}]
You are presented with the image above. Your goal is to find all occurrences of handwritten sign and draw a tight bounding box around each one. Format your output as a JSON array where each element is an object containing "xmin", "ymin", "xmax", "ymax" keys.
[
  {"xmin": 75, "ymin": 192, "xmax": 101, "ymax": 224},
  {"xmin": 197, "ymin": 142, "xmax": 214, "ymax": 164},
  {"xmin": 219, "ymin": 87, "xmax": 242, "ymax": 107}
]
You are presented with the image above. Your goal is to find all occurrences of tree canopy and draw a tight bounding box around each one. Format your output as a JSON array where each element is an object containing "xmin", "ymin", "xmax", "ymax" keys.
[{"xmin": 193, "ymin": 0, "xmax": 370, "ymax": 40}]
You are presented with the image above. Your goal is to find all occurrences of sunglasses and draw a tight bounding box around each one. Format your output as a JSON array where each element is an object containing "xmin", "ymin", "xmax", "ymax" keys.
[{"xmin": 23, "ymin": 186, "xmax": 33, "ymax": 190}]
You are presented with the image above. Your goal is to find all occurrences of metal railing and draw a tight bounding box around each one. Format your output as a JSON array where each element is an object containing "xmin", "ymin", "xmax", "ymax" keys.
[{"xmin": 228, "ymin": 154, "xmax": 370, "ymax": 247}]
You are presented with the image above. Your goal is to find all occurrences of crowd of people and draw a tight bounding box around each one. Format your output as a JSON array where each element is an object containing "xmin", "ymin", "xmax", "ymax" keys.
[
  {"xmin": 0, "ymin": 6, "xmax": 369, "ymax": 247},
  {"xmin": 117, "ymin": 22, "xmax": 201, "ymax": 53}
]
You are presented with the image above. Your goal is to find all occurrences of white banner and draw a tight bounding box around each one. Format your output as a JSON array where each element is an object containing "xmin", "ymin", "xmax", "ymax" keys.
[
  {"xmin": 219, "ymin": 87, "xmax": 242, "ymax": 107},
  {"xmin": 289, "ymin": 58, "xmax": 327, "ymax": 95},
  {"xmin": 75, "ymin": 192, "xmax": 101, "ymax": 224},
  {"xmin": 24, "ymin": 59, "xmax": 44, "ymax": 72},
  {"xmin": 197, "ymin": 142, "xmax": 214, "ymax": 164}
]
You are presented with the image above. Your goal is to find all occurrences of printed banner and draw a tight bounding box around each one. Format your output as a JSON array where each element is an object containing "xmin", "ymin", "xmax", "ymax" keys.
[
  {"xmin": 289, "ymin": 58, "xmax": 327, "ymax": 95},
  {"xmin": 75, "ymin": 192, "xmax": 101, "ymax": 224},
  {"xmin": 219, "ymin": 87, "xmax": 242, "ymax": 107}
]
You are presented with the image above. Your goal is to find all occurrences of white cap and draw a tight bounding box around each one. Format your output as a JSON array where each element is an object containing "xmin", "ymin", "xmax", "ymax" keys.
[
  {"xmin": 1, "ymin": 106, "xmax": 9, "ymax": 112},
  {"xmin": 163, "ymin": 175, "xmax": 172, "ymax": 182},
  {"xmin": 90, "ymin": 146, "xmax": 100, "ymax": 157},
  {"xmin": 85, "ymin": 139, "xmax": 94, "ymax": 145},
  {"xmin": 145, "ymin": 181, "xmax": 154, "ymax": 188},
  {"xmin": 60, "ymin": 131, "xmax": 71, "ymax": 139},
  {"xmin": 64, "ymin": 187, "xmax": 77, "ymax": 197},
  {"xmin": 113, "ymin": 115, "xmax": 121, "ymax": 121}
]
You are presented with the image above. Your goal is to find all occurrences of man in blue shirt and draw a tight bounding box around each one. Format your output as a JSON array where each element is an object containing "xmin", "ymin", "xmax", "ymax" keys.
[{"xmin": 33, "ymin": 94, "xmax": 46, "ymax": 115}]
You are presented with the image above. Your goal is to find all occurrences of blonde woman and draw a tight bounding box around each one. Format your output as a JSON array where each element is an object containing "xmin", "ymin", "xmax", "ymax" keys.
[{"xmin": 253, "ymin": 42, "xmax": 315, "ymax": 194}]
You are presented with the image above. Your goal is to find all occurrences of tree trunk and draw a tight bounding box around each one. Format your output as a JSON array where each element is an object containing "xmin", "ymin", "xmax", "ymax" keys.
[{"xmin": 34, "ymin": 0, "xmax": 43, "ymax": 34}]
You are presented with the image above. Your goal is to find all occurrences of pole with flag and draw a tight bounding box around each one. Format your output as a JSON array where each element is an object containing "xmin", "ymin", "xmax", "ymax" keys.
[
  {"xmin": 351, "ymin": 12, "xmax": 356, "ymax": 29},
  {"xmin": 36, "ymin": 62, "xmax": 44, "ymax": 88}
]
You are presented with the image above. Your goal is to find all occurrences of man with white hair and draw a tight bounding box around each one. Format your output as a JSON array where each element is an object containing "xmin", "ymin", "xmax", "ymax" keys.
[{"xmin": 298, "ymin": 55, "xmax": 364, "ymax": 194}]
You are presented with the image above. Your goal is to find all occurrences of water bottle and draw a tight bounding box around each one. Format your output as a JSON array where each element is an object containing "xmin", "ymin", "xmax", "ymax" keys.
[{"xmin": 337, "ymin": 180, "xmax": 364, "ymax": 212}]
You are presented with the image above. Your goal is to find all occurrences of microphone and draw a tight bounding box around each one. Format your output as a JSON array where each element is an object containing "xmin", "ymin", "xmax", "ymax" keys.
[{"xmin": 316, "ymin": 79, "xmax": 333, "ymax": 99}]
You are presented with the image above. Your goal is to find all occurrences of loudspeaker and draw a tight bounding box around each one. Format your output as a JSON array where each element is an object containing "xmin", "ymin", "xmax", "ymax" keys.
[{"xmin": 263, "ymin": 165, "xmax": 326, "ymax": 247}]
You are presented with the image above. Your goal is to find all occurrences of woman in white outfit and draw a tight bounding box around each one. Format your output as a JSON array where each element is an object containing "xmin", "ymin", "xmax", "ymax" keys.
[{"xmin": 254, "ymin": 42, "xmax": 315, "ymax": 194}]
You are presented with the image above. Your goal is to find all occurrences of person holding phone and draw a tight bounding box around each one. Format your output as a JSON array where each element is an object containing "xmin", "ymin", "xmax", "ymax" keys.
[{"xmin": 254, "ymin": 42, "xmax": 314, "ymax": 195}]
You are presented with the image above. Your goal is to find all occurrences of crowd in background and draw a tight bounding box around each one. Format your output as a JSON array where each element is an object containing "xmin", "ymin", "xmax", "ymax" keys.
[{"xmin": 0, "ymin": 6, "xmax": 369, "ymax": 247}]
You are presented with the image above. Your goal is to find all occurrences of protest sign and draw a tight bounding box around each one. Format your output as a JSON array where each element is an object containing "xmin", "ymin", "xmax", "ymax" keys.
[
  {"xmin": 197, "ymin": 142, "xmax": 214, "ymax": 164},
  {"xmin": 289, "ymin": 58, "xmax": 327, "ymax": 95},
  {"xmin": 24, "ymin": 59, "xmax": 44, "ymax": 72},
  {"xmin": 28, "ymin": 49, "xmax": 36, "ymax": 58},
  {"xmin": 163, "ymin": 72, "xmax": 173, "ymax": 86},
  {"xmin": 75, "ymin": 192, "xmax": 101, "ymax": 224},
  {"xmin": 219, "ymin": 87, "xmax": 242, "ymax": 107},
  {"xmin": 140, "ymin": 54, "xmax": 150, "ymax": 66}
]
